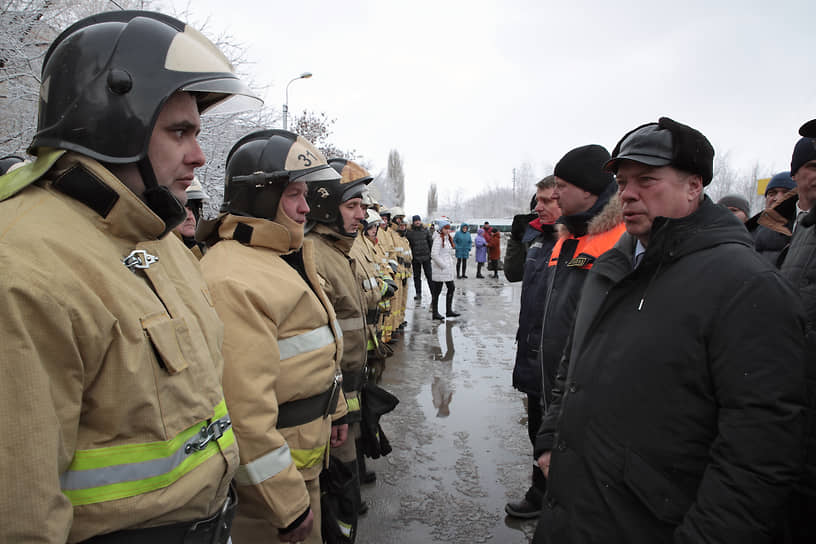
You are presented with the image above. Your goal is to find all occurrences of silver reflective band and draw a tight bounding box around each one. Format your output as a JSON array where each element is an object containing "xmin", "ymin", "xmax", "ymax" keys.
[
  {"xmin": 59, "ymin": 414, "xmax": 232, "ymax": 491},
  {"xmin": 234, "ymin": 444, "xmax": 293, "ymax": 486},
  {"xmin": 123, "ymin": 249, "xmax": 158, "ymax": 271},
  {"xmin": 336, "ymin": 316, "xmax": 364, "ymax": 332},
  {"xmin": 278, "ymin": 325, "xmax": 335, "ymax": 361},
  {"xmin": 333, "ymin": 319, "xmax": 343, "ymax": 339},
  {"xmin": 363, "ymin": 277, "xmax": 377, "ymax": 290}
]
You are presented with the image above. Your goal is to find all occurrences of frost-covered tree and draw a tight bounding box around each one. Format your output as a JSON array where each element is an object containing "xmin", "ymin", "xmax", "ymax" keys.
[
  {"xmin": 427, "ymin": 183, "xmax": 438, "ymax": 219},
  {"xmin": 290, "ymin": 110, "xmax": 356, "ymax": 161},
  {"xmin": 386, "ymin": 149, "xmax": 405, "ymax": 207}
]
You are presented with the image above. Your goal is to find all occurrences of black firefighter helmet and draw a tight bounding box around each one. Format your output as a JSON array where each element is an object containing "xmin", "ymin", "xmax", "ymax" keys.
[
  {"xmin": 222, "ymin": 129, "xmax": 340, "ymax": 220},
  {"xmin": 306, "ymin": 158, "xmax": 372, "ymax": 229},
  {"xmin": 29, "ymin": 11, "xmax": 260, "ymax": 232}
]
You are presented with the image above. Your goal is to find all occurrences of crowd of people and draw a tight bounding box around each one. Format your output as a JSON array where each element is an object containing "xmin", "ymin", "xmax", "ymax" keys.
[
  {"xmin": 1, "ymin": 8, "xmax": 814, "ymax": 544},
  {"xmin": 501, "ymin": 119, "xmax": 815, "ymax": 543}
]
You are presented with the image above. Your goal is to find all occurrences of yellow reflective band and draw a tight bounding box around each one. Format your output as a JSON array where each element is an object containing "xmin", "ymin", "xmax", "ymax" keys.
[
  {"xmin": 346, "ymin": 397, "xmax": 360, "ymax": 412},
  {"xmin": 61, "ymin": 400, "xmax": 234, "ymax": 506},
  {"xmin": 338, "ymin": 520, "xmax": 352, "ymax": 537},
  {"xmin": 290, "ymin": 444, "xmax": 327, "ymax": 470},
  {"xmin": 366, "ymin": 339, "xmax": 376, "ymax": 351}
]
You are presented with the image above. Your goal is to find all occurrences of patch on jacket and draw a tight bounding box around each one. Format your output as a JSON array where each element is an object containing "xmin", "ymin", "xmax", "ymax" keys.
[{"xmin": 568, "ymin": 253, "xmax": 595, "ymax": 268}]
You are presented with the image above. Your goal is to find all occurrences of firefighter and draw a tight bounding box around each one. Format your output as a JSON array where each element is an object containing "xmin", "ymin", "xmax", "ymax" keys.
[
  {"xmin": 389, "ymin": 207, "xmax": 412, "ymax": 333},
  {"xmin": 366, "ymin": 208, "xmax": 397, "ymax": 345},
  {"xmin": 0, "ymin": 10, "xmax": 259, "ymax": 543},
  {"xmin": 174, "ymin": 176, "xmax": 209, "ymax": 258},
  {"xmin": 198, "ymin": 129, "xmax": 348, "ymax": 544},
  {"xmin": 303, "ymin": 158, "xmax": 372, "ymax": 536},
  {"xmin": 376, "ymin": 208, "xmax": 400, "ymax": 342}
]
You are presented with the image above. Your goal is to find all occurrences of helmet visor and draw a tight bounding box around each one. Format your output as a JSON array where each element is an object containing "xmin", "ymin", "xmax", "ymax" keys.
[
  {"xmin": 183, "ymin": 78, "xmax": 263, "ymax": 114},
  {"xmin": 290, "ymin": 164, "xmax": 341, "ymax": 184}
]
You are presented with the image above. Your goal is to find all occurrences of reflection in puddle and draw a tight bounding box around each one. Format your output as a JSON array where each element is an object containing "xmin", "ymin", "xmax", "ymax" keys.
[{"xmin": 432, "ymin": 376, "xmax": 453, "ymax": 417}]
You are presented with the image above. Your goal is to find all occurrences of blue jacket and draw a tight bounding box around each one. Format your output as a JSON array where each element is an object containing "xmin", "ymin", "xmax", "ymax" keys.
[{"xmin": 453, "ymin": 225, "xmax": 472, "ymax": 259}]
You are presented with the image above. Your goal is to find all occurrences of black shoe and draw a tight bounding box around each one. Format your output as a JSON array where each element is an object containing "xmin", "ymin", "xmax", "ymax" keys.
[
  {"xmin": 462, "ymin": 275, "xmax": 468, "ymax": 278},
  {"xmin": 432, "ymin": 312, "xmax": 445, "ymax": 321},
  {"xmin": 358, "ymin": 500, "xmax": 370, "ymax": 515},
  {"xmin": 476, "ymin": 274, "xmax": 484, "ymax": 278},
  {"xmin": 505, "ymin": 497, "xmax": 542, "ymax": 519},
  {"xmin": 361, "ymin": 470, "xmax": 376, "ymax": 484},
  {"xmin": 446, "ymin": 310, "xmax": 460, "ymax": 317}
]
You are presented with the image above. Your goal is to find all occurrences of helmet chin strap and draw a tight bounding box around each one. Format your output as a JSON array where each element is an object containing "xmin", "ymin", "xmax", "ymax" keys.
[
  {"xmin": 138, "ymin": 156, "xmax": 187, "ymax": 237},
  {"xmin": 335, "ymin": 213, "xmax": 358, "ymax": 238}
]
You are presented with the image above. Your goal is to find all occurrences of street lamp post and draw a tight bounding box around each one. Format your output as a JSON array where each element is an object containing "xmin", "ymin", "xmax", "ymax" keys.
[{"xmin": 283, "ymin": 72, "xmax": 312, "ymax": 130}]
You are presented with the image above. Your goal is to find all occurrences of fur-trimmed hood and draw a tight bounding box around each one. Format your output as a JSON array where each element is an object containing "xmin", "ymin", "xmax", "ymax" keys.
[{"xmin": 587, "ymin": 194, "xmax": 623, "ymax": 235}]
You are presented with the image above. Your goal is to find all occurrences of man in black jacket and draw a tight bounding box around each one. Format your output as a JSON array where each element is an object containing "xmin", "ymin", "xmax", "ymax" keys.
[
  {"xmin": 506, "ymin": 147, "xmax": 625, "ymax": 519},
  {"xmin": 745, "ymin": 171, "xmax": 797, "ymax": 267},
  {"xmin": 405, "ymin": 215, "xmax": 433, "ymax": 300},
  {"xmin": 533, "ymin": 117, "xmax": 806, "ymax": 544},
  {"xmin": 504, "ymin": 176, "xmax": 559, "ymax": 517},
  {"xmin": 779, "ymin": 122, "xmax": 816, "ymax": 543}
]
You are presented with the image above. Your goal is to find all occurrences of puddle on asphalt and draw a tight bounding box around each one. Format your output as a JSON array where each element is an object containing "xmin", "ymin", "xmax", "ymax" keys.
[{"xmin": 357, "ymin": 279, "xmax": 537, "ymax": 543}]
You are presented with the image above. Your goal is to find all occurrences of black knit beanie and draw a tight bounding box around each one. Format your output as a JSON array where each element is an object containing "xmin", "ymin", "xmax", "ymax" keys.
[
  {"xmin": 791, "ymin": 137, "xmax": 816, "ymax": 176},
  {"xmin": 553, "ymin": 144, "xmax": 613, "ymax": 195}
]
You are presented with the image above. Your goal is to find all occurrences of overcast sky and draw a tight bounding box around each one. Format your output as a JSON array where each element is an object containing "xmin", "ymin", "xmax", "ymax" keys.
[{"xmin": 163, "ymin": 0, "xmax": 815, "ymax": 216}]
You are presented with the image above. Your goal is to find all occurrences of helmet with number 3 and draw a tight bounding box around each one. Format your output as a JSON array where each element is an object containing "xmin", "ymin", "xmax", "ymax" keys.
[{"xmin": 222, "ymin": 129, "xmax": 340, "ymax": 219}]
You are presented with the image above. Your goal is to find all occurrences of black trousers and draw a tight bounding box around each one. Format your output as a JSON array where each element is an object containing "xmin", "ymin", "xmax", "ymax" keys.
[
  {"xmin": 412, "ymin": 260, "xmax": 432, "ymax": 296},
  {"xmin": 527, "ymin": 393, "xmax": 547, "ymax": 497},
  {"xmin": 456, "ymin": 258, "xmax": 468, "ymax": 277},
  {"xmin": 430, "ymin": 280, "xmax": 455, "ymax": 314}
]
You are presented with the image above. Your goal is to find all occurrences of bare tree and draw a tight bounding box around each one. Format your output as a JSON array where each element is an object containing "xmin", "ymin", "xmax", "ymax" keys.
[
  {"xmin": 290, "ymin": 110, "xmax": 357, "ymax": 161},
  {"xmin": 387, "ymin": 149, "xmax": 405, "ymax": 207},
  {"xmin": 427, "ymin": 183, "xmax": 438, "ymax": 219},
  {"xmin": 708, "ymin": 152, "xmax": 766, "ymax": 217}
]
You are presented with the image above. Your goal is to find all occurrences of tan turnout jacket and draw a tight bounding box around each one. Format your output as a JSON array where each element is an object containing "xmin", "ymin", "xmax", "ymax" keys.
[
  {"xmin": 0, "ymin": 153, "xmax": 237, "ymax": 543},
  {"xmin": 307, "ymin": 224, "xmax": 367, "ymax": 387},
  {"xmin": 200, "ymin": 214, "xmax": 346, "ymax": 539}
]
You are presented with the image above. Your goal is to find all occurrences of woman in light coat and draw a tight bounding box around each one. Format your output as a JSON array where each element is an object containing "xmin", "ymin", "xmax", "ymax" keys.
[{"xmin": 430, "ymin": 219, "xmax": 459, "ymax": 321}]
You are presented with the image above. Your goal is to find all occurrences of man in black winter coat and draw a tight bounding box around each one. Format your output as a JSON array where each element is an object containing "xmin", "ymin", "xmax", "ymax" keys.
[
  {"xmin": 504, "ymin": 176, "xmax": 559, "ymax": 517},
  {"xmin": 779, "ymin": 123, "xmax": 816, "ymax": 543},
  {"xmin": 533, "ymin": 117, "xmax": 806, "ymax": 544},
  {"xmin": 506, "ymin": 146, "xmax": 625, "ymax": 520},
  {"xmin": 405, "ymin": 215, "xmax": 433, "ymax": 299},
  {"xmin": 746, "ymin": 171, "xmax": 797, "ymax": 267}
]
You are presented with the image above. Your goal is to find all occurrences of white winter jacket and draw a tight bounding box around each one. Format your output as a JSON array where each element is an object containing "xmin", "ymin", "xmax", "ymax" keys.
[{"xmin": 430, "ymin": 232, "xmax": 455, "ymax": 282}]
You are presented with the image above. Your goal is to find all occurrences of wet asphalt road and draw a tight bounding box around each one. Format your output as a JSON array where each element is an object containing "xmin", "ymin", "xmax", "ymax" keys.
[{"xmin": 357, "ymin": 272, "xmax": 538, "ymax": 544}]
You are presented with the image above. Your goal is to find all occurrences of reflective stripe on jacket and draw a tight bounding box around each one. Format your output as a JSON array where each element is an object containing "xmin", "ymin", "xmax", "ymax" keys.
[{"xmin": 61, "ymin": 400, "xmax": 234, "ymax": 506}]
